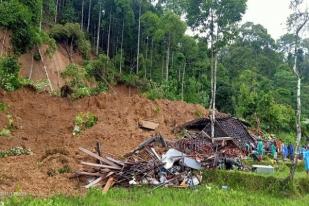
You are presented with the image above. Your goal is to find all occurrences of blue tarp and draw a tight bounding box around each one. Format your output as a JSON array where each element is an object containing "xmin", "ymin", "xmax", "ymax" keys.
[{"xmin": 304, "ymin": 151, "xmax": 309, "ymax": 171}]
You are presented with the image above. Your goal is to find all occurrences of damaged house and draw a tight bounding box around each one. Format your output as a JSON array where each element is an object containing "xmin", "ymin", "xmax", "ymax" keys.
[{"xmin": 177, "ymin": 113, "xmax": 256, "ymax": 151}]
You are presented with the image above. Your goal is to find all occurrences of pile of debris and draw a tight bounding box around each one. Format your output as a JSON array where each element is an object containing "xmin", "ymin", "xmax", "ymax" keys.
[
  {"xmin": 76, "ymin": 114, "xmax": 256, "ymax": 190},
  {"xmin": 76, "ymin": 136, "xmax": 204, "ymax": 191}
]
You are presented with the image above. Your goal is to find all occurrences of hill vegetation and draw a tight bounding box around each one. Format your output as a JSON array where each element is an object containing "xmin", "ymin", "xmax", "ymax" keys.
[{"xmin": 1, "ymin": 0, "xmax": 309, "ymax": 143}]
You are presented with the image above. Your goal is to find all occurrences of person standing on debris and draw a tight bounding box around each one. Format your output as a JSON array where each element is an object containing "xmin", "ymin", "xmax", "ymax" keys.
[{"xmin": 257, "ymin": 139, "xmax": 264, "ymax": 161}]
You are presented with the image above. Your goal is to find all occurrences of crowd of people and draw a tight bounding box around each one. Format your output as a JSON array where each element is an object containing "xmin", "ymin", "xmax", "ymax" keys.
[{"xmin": 245, "ymin": 139, "xmax": 309, "ymax": 175}]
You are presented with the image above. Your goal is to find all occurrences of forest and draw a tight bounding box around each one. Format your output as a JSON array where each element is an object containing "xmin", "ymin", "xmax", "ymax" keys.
[{"xmin": 1, "ymin": 0, "xmax": 309, "ymax": 143}]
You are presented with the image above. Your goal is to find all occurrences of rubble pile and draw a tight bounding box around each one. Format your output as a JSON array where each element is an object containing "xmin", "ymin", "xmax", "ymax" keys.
[
  {"xmin": 76, "ymin": 115, "xmax": 256, "ymax": 190},
  {"xmin": 77, "ymin": 136, "xmax": 204, "ymax": 190}
]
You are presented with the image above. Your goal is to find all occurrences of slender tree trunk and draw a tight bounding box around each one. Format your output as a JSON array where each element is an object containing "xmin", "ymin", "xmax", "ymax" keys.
[
  {"xmin": 87, "ymin": 0, "xmax": 92, "ymax": 32},
  {"xmin": 29, "ymin": 51, "xmax": 34, "ymax": 80},
  {"xmin": 161, "ymin": 54, "xmax": 164, "ymax": 80},
  {"xmin": 107, "ymin": 11, "xmax": 112, "ymax": 58},
  {"xmin": 136, "ymin": 1, "xmax": 141, "ymax": 73},
  {"xmin": 96, "ymin": 3, "xmax": 102, "ymax": 56},
  {"xmin": 150, "ymin": 39, "xmax": 153, "ymax": 80},
  {"xmin": 81, "ymin": 0, "xmax": 84, "ymax": 30},
  {"xmin": 55, "ymin": 0, "xmax": 59, "ymax": 23},
  {"xmin": 181, "ymin": 62, "xmax": 186, "ymax": 101},
  {"xmin": 165, "ymin": 34, "xmax": 170, "ymax": 81},
  {"xmin": 290, "ymin": 41, "xmax": 302, "ymax": 180},
  {"xmin": 145, "ymin": 36, "xmax": 149, "ymax": 79},
  {"xmin": 39, "ymin": 2, "xmax": 43, "ymax": 31},
  {"xmin": 120, "ymin": 19, "xmax": 124, "ymax": 74},
  {"xmin": 210, "ymin": 9, "xmax": 215, "ymax": 140}
]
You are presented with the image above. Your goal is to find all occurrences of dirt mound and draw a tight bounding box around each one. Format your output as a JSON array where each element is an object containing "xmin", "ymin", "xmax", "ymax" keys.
[{"xmin": 0, "ymin": 85, "xmax": 207, "ymax": 196}]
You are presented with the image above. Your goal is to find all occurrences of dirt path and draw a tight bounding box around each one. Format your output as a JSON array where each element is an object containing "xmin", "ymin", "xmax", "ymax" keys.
[{"xmin": 0, "ymin": 85, "xmax": 207, "ymax": 197}]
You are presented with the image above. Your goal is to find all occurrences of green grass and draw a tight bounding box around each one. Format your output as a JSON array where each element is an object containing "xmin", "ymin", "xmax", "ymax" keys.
[{"xmin": 2, "ymin": 186, "xmax": 309, "ymax": 206}]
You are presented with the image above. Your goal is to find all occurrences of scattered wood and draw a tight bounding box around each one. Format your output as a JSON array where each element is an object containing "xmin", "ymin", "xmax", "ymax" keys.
[
  {"xmin": 81, "ymin": 161, "xmax": 121, "ymax": 170},
  {"xmin": 103, "ymin": 177, "xmax": 115, "ymax": 193},
  {"xmin": 79, "ymin": 147, "xmax": 121, "ymax": 169},
  {"xmin": 85, "ymin": 177, "xmax": 103, "ymax": 189}
]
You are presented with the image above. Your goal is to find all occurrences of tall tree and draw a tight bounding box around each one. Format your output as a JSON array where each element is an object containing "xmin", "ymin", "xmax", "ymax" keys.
[
  {"xmin": 87, "ymin": 0, "xmax": 92, "ymax": 32},
  {"xmin": 186, "ymin": 0, "xmax": 247, "ymax": 138},
  {"xmin": 287, "ymin": 0, "xmax": 309, "ymax": 181},
  {"xmin": 96, "ymin": 2, "xmax": 103, "ymax": 55},
  {"xmin": 136, "ymin": 0, "xmax": 142, "ymax": 73}
]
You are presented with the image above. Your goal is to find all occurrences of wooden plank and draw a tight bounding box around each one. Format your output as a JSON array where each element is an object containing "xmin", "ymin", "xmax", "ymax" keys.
[
  {"xmin": 213, "ymin": 137, "xmax": 233, "ymax": 141},
  {"xmin": 84, "ymin": 177, "xmax": 103, "ymax": 189},
  {"xmin": 81, "ymin": 161, "xmax": 121, "ymax": 170},
  {"xmin": 79, "ymin": 147, "xmax": 121, "ymax": 169},
  {"xmin": 103, "ymin": 177, "xmax": 115, "ymax": 193},
  {"xmin": 105, "ymin": 156, "xmax": 125, "ymax": 166},
  {"xmin": 96, "ymin": 142, "xmax": 103, "ymax": 164},
  {"xmin": 139, "ymin": 120, "xmax": 159, "ymax": 130},
  {"xmin": 76, "ymin": 171, "xmax": 102, "ymax": 177}
]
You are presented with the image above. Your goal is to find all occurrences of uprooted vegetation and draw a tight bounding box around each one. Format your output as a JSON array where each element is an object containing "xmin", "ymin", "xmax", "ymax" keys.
[{"xmin": 73, "ymin": 112, "xmax": 98, "ymax": 135}]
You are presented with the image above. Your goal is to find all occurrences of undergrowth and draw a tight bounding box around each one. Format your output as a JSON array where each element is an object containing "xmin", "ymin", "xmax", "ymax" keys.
[
  {"xmin": 2, "ymin": 185, "xmax": 309, "ymax": 206},
  {"xmin": 73, "ymin": 112, "xmax": 98, "ymax": 135},
  {"xmin": 0, "ymin": 147, "xmax": 32, "ymax": 158}
]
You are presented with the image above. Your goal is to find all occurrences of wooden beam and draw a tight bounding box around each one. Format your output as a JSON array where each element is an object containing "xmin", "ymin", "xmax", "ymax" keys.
[
  {"xmin": 79, "ymin": 147, "xmax": 121, "ymax": 169},
  {"xmin": 81, "ymin": 161, "xmax": 121, "ymax": 170},
  {"xmin": 103, "ymin": 177, "xmax": 115, "ymax": 193}
]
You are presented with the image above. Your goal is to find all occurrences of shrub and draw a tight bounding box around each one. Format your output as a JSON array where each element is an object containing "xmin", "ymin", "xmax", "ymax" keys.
[
  {"xmin": 73, "ymin": 112, "xmax": 98, "ymax": 135},
  {"xmin": 50, "ymin": 23, "xmax": 90, "ymax": 59},
  {"xmin": 0, "ymin": 147, "xmax": 32, "ymax": 158},
  {"xmin": 0, "ymin": 102, "xmax": 8, "ymax": 113},
  {"xmin": 85, "ymin": 54, "xmax": 116, "ymax": 83},
  {"xmin": 0, "ymin": 128, "xmax": 11, "ymax": 137},
  {"xmin": 0, "ymin": 56, "xmax": 21, "ymax": 91},
  {"xmin": 57, "ymin": 165, "xmax": 71, "ymax": 174}
]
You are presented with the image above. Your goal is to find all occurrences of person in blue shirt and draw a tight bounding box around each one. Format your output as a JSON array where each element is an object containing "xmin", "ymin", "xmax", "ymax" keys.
[
  {"xmin": 303, "ymin": 148, "xmax": 309, "ymax": 175},
  {"xmin": 288, "ymin": 143, "xmax": 294, "ymax": 161},
  {"xmin": 282, "ymin": 144, "xmax": 288, "ymax": 160}
]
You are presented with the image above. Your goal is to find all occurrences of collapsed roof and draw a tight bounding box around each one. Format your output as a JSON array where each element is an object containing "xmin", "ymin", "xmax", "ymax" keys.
[{"xmin": 178, "ymin": 113, "xmax": 256, "ymax": 149}]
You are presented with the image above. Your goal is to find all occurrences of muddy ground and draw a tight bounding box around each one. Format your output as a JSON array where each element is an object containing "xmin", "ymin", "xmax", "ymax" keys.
[{"xmin": 0, "ymin": 85, "xmax": 207, "ymax": 197}]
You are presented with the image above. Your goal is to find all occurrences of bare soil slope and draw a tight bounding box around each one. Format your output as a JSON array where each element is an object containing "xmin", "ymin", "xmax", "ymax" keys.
[{"xmin": 0, "ymin": 85, "xmax": 207, "ymax": 197}]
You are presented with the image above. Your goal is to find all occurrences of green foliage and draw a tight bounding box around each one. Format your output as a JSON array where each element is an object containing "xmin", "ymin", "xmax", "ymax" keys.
[
  {"xmin": 50, "ymin": 23, "xmax": 91, "ymax": 59},
  {"xmin": 0, "ymin": 147, "xmax": 32, "ymax": 158},
  {"xmin": 85, "ymin": 54, "xmax": 116, "ymax": 83},
  {"xmin": 0, "ymin": 0, "xmax": 43, "ymax": 53},
  {"xmin": 0, "ymin": 102, "xmax": 8, "ymax": 113},
  {"xmin": 73, "ymin": 112, "xmax": 98, "ymax": 135},
  {"xmin": 61, "ymin": 64, "xmax": 101, "ymax": 99},
  {"xmin": 57, "ymin": 165, "xmax": 71, "ymax": 174},
  {"xmin": 0, "ymin": 128, "xmax": 11, "ymax": 137},
  {"xmin": 0, "ymin": 56, "xmax": 21, "ymax": 91}
]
